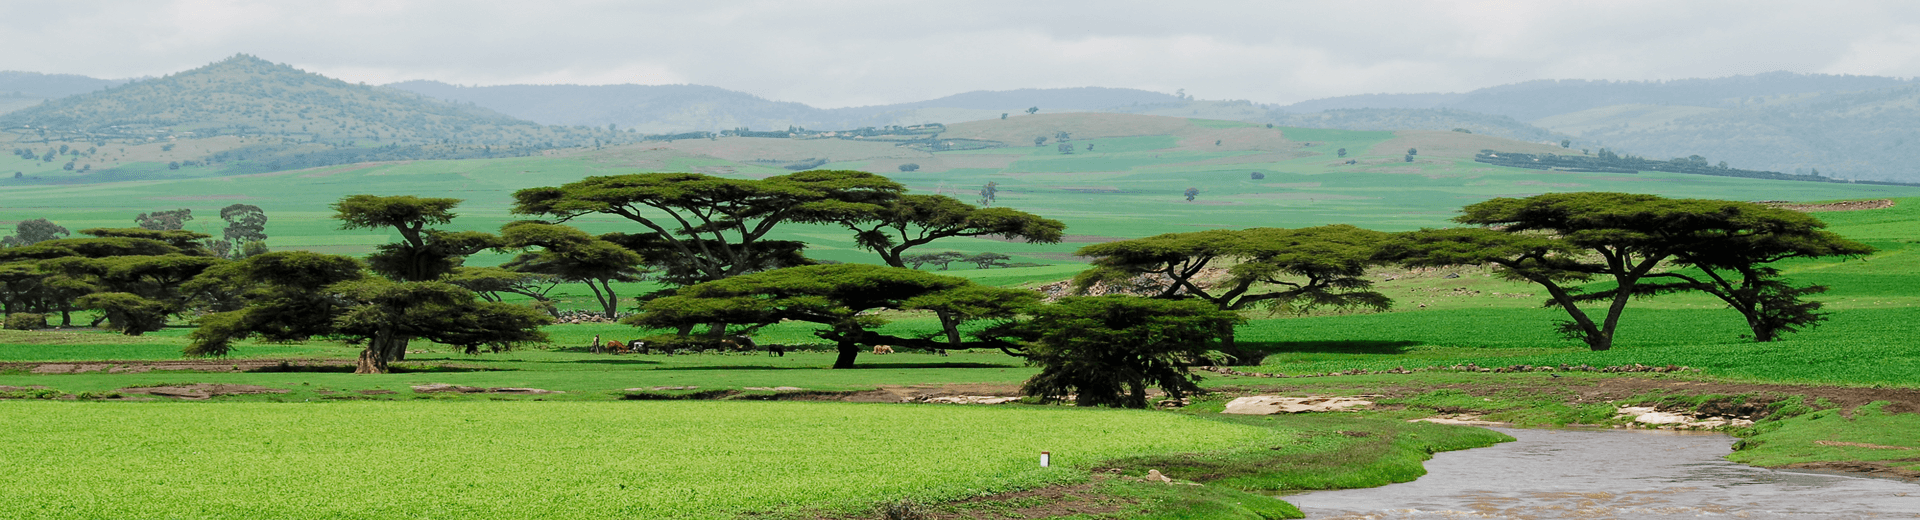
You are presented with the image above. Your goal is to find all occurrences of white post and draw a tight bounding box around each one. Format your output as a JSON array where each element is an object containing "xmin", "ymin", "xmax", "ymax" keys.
[{"xmin": 1040, "ymin": 451, "xmax": 1050, "ymax": 468}]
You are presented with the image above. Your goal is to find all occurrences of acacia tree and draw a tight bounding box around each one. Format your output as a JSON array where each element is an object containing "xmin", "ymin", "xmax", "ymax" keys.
[
  {"xmin": 217, "ymin": 203, "xmax": 268, "ymax": 259},
  {"xmin": 842, "ymin": 194, "xmax": 1064, "ymax": 269},
  {"xmin": 1075, "ymin": 225, "xmax": 1392, "ymax": 363},
  {"xmin": 185, "ymin": 252, "xmax": 548, "ymax": 373},
  {"xmin": 331, "ymin": 195, "xmax": 499, "ymax": 282},
  {"xmin": 984, "ymin": 296, "xmax": 1241, "ymax": 408},
  {"xmin": 2, "ymin": 218, "xmax": 68, "ymax": 246},
  {"xmin": 1382, "ymin": 192, "xmax": 1777, "ymax": 351},
  {"xmin": 511, "ymin": 171, "xmax": 901, "ymax": 288},
  {"xmin": 498, "ymin": 221, "xmax": 647, "ymax": 319},
  {"xmin": 1622, "ymin": 202, "xmax": 1871, "ymax": 342},
  {"xmin": 629, "ymin": 264, "xmax": 1033, "ymax": 369}
]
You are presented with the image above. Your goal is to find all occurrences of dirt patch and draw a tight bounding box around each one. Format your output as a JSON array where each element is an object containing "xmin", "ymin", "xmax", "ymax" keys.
[
  {"xmin": 1763, "ymin": 199, "xmax": 1895, "ymax": 212},
  {"xmin": 1784, "ymin": 460, "xmax": 1920, "ymax": 481},
  {"xmin": 809, "ymin": 480, "xmax": 1129, "ymax": 520},
  {"xmin": 12, "ymin": 359, "xmax": 350, "ymax": 374},
  {"xmin": 796, "ymin": 383, "xmax": 1023, "ymax": 403},
  {"xmin": 1233, "ymin": 375, "xmax": 1920, "ymax": 416},
  {"xmin": 118, "ymin": 384, "xmax": 289, "ymax": 400}
]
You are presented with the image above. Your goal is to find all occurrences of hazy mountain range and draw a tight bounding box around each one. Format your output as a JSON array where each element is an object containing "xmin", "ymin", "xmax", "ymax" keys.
[{"xmin": 6, "ymin": 56, "xmax": 1920, "ymax": 181}]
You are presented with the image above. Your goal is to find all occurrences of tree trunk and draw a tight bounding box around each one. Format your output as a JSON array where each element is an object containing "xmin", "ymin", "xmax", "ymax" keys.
[
  {"xmin": 1215, "ymin": 322, "xmax": 1260, "ymax": 365},
  {"xmin": 935, "ymin": 310, "xmax": 961, "ymax": 353},
  {"xmin": 354, "ymin": 329, "xmax": 409, "ymax": 374},
  {"xmin": 832, "ymin": 338, "xmax": 860, "ymax": 369}
]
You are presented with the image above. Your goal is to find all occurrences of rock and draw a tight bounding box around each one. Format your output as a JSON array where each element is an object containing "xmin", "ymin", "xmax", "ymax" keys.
[
  {"xmin": 411, "ymin": 384, "xmax": 485, "ymax": 393},
  {"xmin": 1146, "ymin": 469, "xmax": 1173, "ymax": 484},
  {"xmin": 1222, "ymin": 395, "xmax": 1373, "ymax": 415}
]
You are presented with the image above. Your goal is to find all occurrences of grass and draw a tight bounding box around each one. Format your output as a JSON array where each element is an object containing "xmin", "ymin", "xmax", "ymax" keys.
[
  {"xmin": 1726, "ymin": 401, "xmax": 1920, "ymax": 471},
  {"xmin": 0, "ymin": 400, "xmax": 1275, "ymax": 520}
]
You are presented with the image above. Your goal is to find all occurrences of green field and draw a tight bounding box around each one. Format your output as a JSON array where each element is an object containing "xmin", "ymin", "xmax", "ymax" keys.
[
  {"xmin": 0, "ymin": 401, "xmax": 1278, "ymax": 519},
  {"xmin": 3, "ymin": 113, "xmax": 1919, "ymax": 518}
]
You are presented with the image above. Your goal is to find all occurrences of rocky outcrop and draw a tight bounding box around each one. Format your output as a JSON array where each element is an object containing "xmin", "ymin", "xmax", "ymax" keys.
[{"xmin": 1222, "ymin": 395, "xmax": 1374, "ymax": 414}]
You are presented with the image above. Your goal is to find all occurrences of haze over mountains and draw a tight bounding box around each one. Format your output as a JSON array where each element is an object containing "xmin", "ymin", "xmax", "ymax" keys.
[{"xmin": 6, "ymin": 55, "xmax": 1920, "ymax": 181}]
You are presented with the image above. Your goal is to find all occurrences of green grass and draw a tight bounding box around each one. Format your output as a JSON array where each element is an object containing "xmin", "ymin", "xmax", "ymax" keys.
[
  {"xmin": 1726, "ymin": 401, "xmax": 1920, "ymax": 471},
  {"xmin": 0, "ymin": 400, "xmax": 1280, "ymax": 519}
]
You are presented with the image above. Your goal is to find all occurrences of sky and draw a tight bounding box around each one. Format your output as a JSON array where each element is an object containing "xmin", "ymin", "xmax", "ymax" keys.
[{"xmin": 5, "ymin": 1, "xmax": 1920, "ymax": 108}]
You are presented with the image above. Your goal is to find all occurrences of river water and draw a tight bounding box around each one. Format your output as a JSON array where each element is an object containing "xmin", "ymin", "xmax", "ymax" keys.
[{"xmin": 1289, "ymin": 427, "xmax": 1920, "ymax": 519}]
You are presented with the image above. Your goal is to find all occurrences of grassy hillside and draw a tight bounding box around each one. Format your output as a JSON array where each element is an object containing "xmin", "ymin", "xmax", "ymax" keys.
[
  {"xmin": 0, "ymin": 112, "xmax": 1911, "ymax": 273},
  {"xmin": 0, "ymin": 55, "xmax": 636, "ymax": 180}
]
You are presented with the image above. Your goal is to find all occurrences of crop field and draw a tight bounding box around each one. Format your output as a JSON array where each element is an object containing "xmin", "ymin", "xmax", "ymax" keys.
[{"xmin": 0, "ymin": 401, "xmax": 1287, "ymax": 519}]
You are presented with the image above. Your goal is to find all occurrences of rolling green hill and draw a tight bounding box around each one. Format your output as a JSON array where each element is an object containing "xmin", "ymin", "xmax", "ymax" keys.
[
  {"xmin": 0, "ymin": 55, "xmax": 637, "ymax": 180},
  {"xmin": 2, "ymin": 112, "xmax": 1912, "ymax": 271}
]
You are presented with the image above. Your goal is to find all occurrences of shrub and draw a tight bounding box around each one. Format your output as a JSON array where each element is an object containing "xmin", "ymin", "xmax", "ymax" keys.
[
  {"xmin": 897, "ymin": 163, "xmax": 920, "ymax": 172},
  {"xmin": 4, "ymin": 313, "xmax": 46, "ymax": 330}
]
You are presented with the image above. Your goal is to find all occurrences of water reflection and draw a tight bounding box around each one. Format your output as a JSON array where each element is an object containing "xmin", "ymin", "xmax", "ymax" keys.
[{"xmin": 1289, "ymin": 427, "xmax": 1920, "ymax": 519}]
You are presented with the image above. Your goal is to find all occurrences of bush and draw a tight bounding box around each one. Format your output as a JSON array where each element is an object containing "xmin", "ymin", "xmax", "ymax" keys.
[
  {"xmin": 4, "ymin": 313, "xmax": 46, "ymax": 330},
  {"xmin": 897, "ymin": 163, "xmax": 920, "ymax": 172}
]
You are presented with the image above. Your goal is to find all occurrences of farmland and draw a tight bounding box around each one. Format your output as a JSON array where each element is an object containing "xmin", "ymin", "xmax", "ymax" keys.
[{"xmin": 2, "ymin": 112, "xmax": 1919, "ymax": 518}]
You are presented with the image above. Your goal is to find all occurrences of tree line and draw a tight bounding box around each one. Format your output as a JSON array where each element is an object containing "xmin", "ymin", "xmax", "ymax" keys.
[{"xmin": 1, "ymin": 172, "xmax": 1866, "ymax": 406}]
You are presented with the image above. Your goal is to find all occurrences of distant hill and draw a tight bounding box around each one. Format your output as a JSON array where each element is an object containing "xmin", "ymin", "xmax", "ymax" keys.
[
  {"xmin": 0, "ymin": 71, "xmax": 131, "ymax": 116},
  {"xmin": 1260, "ymin": 108, "xmax": 1571, "ymax": 146},
  {"xmin": 0, "ymin": 55, "xmax": 635, "ymax": 177},
  {"xmin": 385, "ymin": 81, "xmax": 1183, "ymax": 133},
  {"xmin": 1278, "ymin": 72, "xmax": 1915, "ymax": 121},
  {"xmin": 1562, "ymin": 85, "xmax": 1920, "ymax": 182}
]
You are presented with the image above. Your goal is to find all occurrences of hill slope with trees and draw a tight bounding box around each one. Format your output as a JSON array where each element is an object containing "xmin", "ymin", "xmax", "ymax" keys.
[{"xmin": 0, "ymin": 55, "xmax": 638, "ymax": 177}]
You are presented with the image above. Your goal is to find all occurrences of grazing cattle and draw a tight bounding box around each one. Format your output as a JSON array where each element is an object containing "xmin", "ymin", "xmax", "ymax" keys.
[
  {"xmin": 872, "ymin": 345, "xmax": 895, "ymax": 354},
  {"xmin": 606, "ymin": 340, "xmax": 630, "ymax": 354},
  {"xmin": 631, "ymin": 340, "xmax": 649, "ymax": 354},
  {"xmin": 767, "ymin": 344, "xmax": 786, "ymax": 357}
]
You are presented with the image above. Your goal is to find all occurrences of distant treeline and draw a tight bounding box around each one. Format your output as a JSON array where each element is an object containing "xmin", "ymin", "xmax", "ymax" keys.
[{"xmin": 1474, "ymin": 149, "xmax": 1920, "ymax": 187}]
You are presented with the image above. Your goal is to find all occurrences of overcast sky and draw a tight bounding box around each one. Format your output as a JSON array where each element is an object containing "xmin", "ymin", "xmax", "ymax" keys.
[{"xmin": 5, "ymin": 1, "xmax": 1920, "ymax": 108}]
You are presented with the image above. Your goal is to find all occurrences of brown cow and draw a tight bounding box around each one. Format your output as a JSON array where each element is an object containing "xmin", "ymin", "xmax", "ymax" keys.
[
  {"xmin": 872, "ymin": 345, "xmax": 895, "ymax": 354},
  {"xmin": 606, "ymin": 340, "xmax": 631, "ymax": 354}
]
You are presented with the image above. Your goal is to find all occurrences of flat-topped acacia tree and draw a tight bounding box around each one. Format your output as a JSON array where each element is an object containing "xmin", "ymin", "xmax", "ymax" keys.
[
  {"xmin": 1382, "ymin": 192, "xmax": 1868, "ymax": 350},
  {"xmin": 1073, "ymin": 225, "xmax": 1393, "ymax": 364},
  {"xmin": 843, "ymin": 194, "xmax": 1064, "ymax": 269},
  {"xmin": 510, "ymin": 171, "xmax": 903, "ymax": 287},
  {"xmin": 498, "ymin": 221, "xmax": 648, "ymax": 319},
  {"xmin": 629, "ymin": 264, "xmax": 1035, "ymax": 369}
]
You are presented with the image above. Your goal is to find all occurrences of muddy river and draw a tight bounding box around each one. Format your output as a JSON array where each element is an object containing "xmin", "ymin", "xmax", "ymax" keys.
[{"xmin": 1289, "ymin": 427, "xmax": 1920, "ymax": 519}]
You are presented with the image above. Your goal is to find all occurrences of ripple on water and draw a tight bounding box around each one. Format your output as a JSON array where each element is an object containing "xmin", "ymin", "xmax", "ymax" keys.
[{"xmin": 1289, "ymin": 427, "xmax": 1920, "ymax": 519}]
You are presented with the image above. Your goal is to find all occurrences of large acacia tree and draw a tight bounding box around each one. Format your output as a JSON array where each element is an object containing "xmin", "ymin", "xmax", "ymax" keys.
[
  {"xmin": 1615, "ymin": 201, "xmax": 1871, "ymax": 342},
  {"xmin": 510, "ymin": 171, "xmax": 902, "ymax": 287},
  {"xmin": 629, "ymin": 264, "xmax": 1035, "ymax": 369},
  {"xmin": 1073, "ymin": 224, "xmax": 1393, "ymax": 363},
  {"xmin": 1383, "ymin": 192, "xmax": 1865, "ymax": 350}
]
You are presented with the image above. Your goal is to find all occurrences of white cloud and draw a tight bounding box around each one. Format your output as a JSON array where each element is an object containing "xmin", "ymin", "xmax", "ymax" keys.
[{"xmin": 4, "ymin": 1, "xmax": 1920, "ymax": 107}]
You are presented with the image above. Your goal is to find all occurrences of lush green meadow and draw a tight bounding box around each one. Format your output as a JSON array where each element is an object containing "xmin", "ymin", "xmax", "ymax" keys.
[{"xmin": 0, "ymin": 401, "xmax": 1286, "ymax": 519}]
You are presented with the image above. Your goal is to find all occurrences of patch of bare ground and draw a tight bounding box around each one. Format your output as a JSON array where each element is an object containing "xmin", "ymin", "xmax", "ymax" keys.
[
  {"xmin": 7, "ymin": 359, "xmax": 352, "ymax": 374},
  {"xmin": 793, "ymin": 383, "xmax": 1025, "ymax": 403},
  {"xmin": 1784, "ymin": 460, "xmax": 1920, "ymax": 481},
  {"xmin": 803, "ymin": 480, "xmax": 1130, "ymax": 520},
  {"xmin": 1763, "ymin": 199, "xmax": 1895, "ymax": 212},
  {"xmin": 1235, "ymin": 376, "xmax": 1920, "ymax": 416},
  {"xmin": 118, "ymin": 383, "xmax": 289, "ymax": 400}
]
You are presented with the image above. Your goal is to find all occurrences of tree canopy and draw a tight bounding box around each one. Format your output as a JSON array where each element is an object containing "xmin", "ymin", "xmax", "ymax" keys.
[
  {"xmin": 842, "ymin": 194, "xmax": 1063, "ymax": 269},
  {"xmin": 511, "ymin": 170, "xmax": 902, "ymax": 287},
  {"xmin": 1074, "ymin": 225, "xmax": 1393, "ymax": 363},
  {"xmin": 986, "ymin": 296, "xmax": 1241, "ymax": 408},
  {"xmin": 628, "ymin": 264, "xmax": 1034, "ymax": 368}
]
